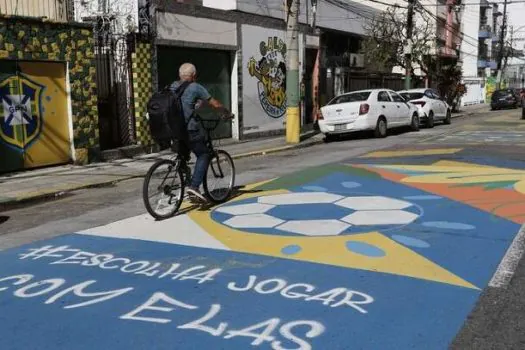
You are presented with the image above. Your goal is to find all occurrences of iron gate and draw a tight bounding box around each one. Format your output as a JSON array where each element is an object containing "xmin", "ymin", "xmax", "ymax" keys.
[{"xmin": 94, "ymin": 27, "xmax": 135, "ymax": 151}]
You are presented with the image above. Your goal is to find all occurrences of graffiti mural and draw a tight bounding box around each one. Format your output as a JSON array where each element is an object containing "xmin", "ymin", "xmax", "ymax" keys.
[
  {"xmin": 0, "ymin": 74, "xmax": 44, "ymax": 151},
  {"xmin": 0, "ymin": 61, "xmax": 72, "ymax": 172},
  {"xmin": 2, "ymin": 148, "xmax": 524, "ymax": 348},
  {"xmin": 247, "ymin": 37, "xmax": 287, "ymax": 119},
  {"xmin": 241, "ymin": 24, "xmax": 303, "ymax": 135}
]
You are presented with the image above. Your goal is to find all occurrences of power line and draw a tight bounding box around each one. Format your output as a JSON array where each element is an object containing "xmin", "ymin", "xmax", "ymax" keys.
[{"xmin": 409, "ymin": 0, "xmax": 525, "ymax": 5}]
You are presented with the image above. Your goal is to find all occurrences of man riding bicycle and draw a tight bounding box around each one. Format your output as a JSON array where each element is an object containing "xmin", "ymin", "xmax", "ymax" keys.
[{"xmin": 170, "ymin": 63, "xmax": 232, "ymax": 202}]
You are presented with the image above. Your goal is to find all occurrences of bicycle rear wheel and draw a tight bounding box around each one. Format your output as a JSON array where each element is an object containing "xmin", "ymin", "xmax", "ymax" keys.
[
  {"xmin": 143, "ymin": 159, "xmax": 184, "ymax": 219},
  {"xmin": 203, "ymin": 150, "xmax": 235, "ymax": 204}
]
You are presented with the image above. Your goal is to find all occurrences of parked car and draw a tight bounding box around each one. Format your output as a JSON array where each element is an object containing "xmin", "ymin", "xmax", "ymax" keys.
[
  {"xmin": 318, "ymin": 89, "xmax": 420, "ymax": 140},
  {"xmin": 398, "ymin": 88, "xmax": 451, "ymax": 128},
  {"xmin": 491, "ymin": 89, "xmax": 520, "ymax": 110}
]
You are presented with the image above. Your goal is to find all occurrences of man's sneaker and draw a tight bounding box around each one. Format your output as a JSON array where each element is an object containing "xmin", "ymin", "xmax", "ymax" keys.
[{"xmin": 187, "ymin": 187, "xmax": 207, "ymax": 203}]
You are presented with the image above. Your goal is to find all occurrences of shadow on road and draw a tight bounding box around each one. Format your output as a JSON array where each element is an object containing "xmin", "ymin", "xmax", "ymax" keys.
[
  {"xmin": 155, "ymin": 186, "xmax": 266, "ymax": 221},
  {"xmin": 0, "ymin": 216, "xmax": 9, "ymax": 225}
]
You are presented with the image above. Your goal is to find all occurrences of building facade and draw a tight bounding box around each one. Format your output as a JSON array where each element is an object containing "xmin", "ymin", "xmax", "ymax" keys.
[
  {"xmin": 0, "ymin": 0, "xmax": 98, "ymax": 173},
  {"xmin": 459, "ymin": 0, "xmax": 503, "ymax": 105}
]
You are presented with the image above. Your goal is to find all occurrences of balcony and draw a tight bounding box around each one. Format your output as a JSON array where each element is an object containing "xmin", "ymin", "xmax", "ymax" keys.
[
  {"xmin": 479, "ymin": 25, "xmax": 492, "ymax": 39},
  {"xmin": 0, "ymin": 0, "xmax": 71, "ymax": 22},
  {"xmin": 477, "ymin": 59, "xmax": 497, "ymax": 69}
]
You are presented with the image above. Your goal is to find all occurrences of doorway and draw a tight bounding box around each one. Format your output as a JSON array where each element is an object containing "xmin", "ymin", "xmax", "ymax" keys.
[{"xmin": 157, "ymin": 46, "xmax": 233, "ymax": 139}]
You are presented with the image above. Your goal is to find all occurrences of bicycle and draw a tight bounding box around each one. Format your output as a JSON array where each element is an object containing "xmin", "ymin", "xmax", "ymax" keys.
[{"xmin": 142, "ymin": 116, "xmax": 236, "ymax": 220}]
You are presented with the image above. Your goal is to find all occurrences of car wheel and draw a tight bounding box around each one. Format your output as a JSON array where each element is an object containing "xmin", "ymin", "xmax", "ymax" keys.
[
  {"xmin": 374, "ymin": 117, "xmax": 387, "ymax": 138},
  {"xmin": 444, "ymin": 109, "xmax": 452, "ymax": 124},
  {"xmin": 410, "ymin": 113, "xmax": 420, "ymax": 131},
  {"xmin": 426, "ymin": 111, "xmax": 435, "ymax": 128}
]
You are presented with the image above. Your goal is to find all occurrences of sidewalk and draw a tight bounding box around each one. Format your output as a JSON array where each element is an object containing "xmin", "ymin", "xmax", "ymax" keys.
[
  {"xmin": 452, "ymin": 103, "xmax": 489, "ymax": 118},
  {"xmin": 0, "ymin": 131, "xmax": 324, "ymax": 208}
]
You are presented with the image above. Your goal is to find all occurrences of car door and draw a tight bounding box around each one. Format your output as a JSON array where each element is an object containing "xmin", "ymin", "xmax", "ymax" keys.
[
  {"xmin": 431, "ymin": 89, "xmax": 447, "ymax": 117},
  {"xmin": 423, "ymin": 89, "xmax": 439, "ymax": 117},
  {"xmin": 389, "ymin": 91, "xmax": 411, "ymax": 125},
  {"xmin": 376, "ymin": 90, "xmax": 396, "ymax": 126}
]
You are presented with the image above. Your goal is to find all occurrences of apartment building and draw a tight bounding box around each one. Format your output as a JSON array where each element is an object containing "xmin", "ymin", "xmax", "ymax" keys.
[
  {"xmin": 459, "ymin": 0, "xmax": 502, "ymax": 105},
  {"xmin": 357, "ymin": 0, "xmax": 463, "ymax": 81}
]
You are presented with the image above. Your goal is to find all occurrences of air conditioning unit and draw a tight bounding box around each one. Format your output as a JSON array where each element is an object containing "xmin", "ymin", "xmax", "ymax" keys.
[{"xmin": 349, "ymin": 53, "xmax": 365, "ymax": 68}]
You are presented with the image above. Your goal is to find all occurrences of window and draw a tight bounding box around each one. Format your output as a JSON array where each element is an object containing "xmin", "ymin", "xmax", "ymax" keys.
[
  {"xmin": 377, "ymin": 91, "xmax": 391, "ymax": 102},
  {"xmin": 400, "ymin": 92, "xmax": 424, "ymax": 101},
  {"xmin": 328, "ymin": 91, "xmax": 371, "ymax": 105},
  {"xmin": 424, "ymin": 90, "xmax": 435, "ymax": 99},
  {"xmin": 390, "ymin": 92, "xmax": 405, "ymax": 102},
  {"xmin": 431, "ymin": 90, "xmax": 443, "ymax": 100}
]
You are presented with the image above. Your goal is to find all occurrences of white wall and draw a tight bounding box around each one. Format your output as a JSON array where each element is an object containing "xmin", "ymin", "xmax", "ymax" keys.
[
  {"xmin": 461, "ymin": 78, "xmax": 484, "ymax": 106},
  {"xmin": 204, "ymin": 0, "xmax": 307, "ymax": 24},
  {"xmin": 316, "ymin": 0, "xmax": 377, "ymax": 35},
  {"xmin": 156, "ymin": 12, "xmax": 237, "ymax": 46},
  {"xmin": 460, "ymin": 0, "xmax": 480, "ymax": 78}
]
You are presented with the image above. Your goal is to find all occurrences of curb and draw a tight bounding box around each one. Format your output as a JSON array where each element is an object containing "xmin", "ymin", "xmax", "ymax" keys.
[{"xmin": 0, "ymin": 136, "xmax": 325, "ymax": 210}]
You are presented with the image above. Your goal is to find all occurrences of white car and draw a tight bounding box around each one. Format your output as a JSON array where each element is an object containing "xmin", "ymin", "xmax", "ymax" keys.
[
  {"xmin": 398, "ymin": 88, "xmax": 451, "ymax": 128},
  {"xmin": 318, "ymin": 89, "xmax": 420, "ymax": 139}
]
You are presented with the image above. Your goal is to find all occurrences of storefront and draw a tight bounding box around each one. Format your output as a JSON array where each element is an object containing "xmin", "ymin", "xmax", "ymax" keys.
[
  {"xmin": 157, "ymin": 45, "xmax": 234, "ymax": 139},
  {"xmin": 146, "ymin": 1, "xmax": 319, "ymax": 141}
]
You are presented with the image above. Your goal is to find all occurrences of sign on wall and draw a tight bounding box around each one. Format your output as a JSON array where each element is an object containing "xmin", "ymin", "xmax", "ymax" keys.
[
  {"xmin": 0, "ymin": 61, "xmax": 71, "ymax": 173},
  {"xmin": 242, "ymin": 25, "xmax": 303, "ymax": 134}
]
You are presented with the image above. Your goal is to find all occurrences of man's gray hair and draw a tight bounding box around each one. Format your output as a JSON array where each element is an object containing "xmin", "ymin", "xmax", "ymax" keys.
[{"xmin": 179, "ymin": 63, "xmax": 196, "ymax": 78}]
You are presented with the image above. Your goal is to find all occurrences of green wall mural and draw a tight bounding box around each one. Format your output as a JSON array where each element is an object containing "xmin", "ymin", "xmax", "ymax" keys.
[{"xmin": 0, "ymin": 16, "xmax": 98, "ymax": 164}]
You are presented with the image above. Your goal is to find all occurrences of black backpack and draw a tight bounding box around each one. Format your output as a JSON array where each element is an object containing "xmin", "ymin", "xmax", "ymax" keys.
[{"xmin": 146, "ymin": 81, "xmax": 191, "ymax": 147}]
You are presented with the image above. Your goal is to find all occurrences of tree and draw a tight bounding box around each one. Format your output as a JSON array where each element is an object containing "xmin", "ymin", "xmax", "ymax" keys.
[
  {"xmin": 361, "ymin": 5, "xmax": 466, "ymax": 111},
  {"xmin": 360, "ymin": 6, "xmax": 434, "ymax": 76}
]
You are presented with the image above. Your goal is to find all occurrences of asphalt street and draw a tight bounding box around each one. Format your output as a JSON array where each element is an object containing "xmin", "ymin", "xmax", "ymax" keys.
[{"xmin": 1, "ymin": 108, "xmax": 524, "ymax": 349}]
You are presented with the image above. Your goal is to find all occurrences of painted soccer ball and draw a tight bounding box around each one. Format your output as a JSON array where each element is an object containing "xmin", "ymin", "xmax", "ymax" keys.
[{"xmin": 211, "ymin": 192, "xmax": 421, "ymax": 236}]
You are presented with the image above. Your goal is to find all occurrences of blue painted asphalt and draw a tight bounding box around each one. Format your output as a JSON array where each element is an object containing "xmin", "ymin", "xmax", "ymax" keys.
[
  {"xmin": 1, "ymin": 234, "xmax": 478, "ymax": 350},
  {"xmin": 0, "ymin": 165, "xmax": 521, "ymax": 349}
]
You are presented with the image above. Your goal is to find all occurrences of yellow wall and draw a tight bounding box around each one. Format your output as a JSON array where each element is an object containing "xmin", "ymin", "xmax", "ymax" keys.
[{"xmin": 18, "ymin": 61, "xmax": 71, "ymax": 168}]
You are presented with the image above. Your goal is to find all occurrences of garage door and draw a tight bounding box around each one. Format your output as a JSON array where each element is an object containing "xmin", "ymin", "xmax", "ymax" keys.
[{"xmin": 0, "ymin": 60, "xmax": 71, "ymax": 173}]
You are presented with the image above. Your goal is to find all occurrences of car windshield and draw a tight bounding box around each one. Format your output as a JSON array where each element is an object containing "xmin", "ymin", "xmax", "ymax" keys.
[
  {"xmin": 328, "ymin": 91, "xmax": 371, "ymax": 105},
  {"xmin": 493, "ymin": 90, "xmax": 512, "ymax": 98},
  {"xmin": 400, "ymin": 92, "xmax": 424, "ymax": 100}
]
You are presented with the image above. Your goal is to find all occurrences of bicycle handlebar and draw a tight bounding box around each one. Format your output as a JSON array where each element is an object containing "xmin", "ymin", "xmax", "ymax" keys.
[{"xmin": 198, "ymin": 114, "xmax": 235, "ymax": 132}]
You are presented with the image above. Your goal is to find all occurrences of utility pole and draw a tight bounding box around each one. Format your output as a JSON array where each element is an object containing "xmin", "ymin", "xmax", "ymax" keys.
[
  {"xmin": 504, "ymin": 25, "xmax": 513, "ymax": 72},
  {"xmin": 405, "ymin": 0, "xmax": 415, "ymax": 90},
  {"xmin": 285, "ymin": 0, "xmax": 300, "ymax": 144},
  {"xmin": 496, "ymin": 0, "xmax": 508, "ymax": 89}
]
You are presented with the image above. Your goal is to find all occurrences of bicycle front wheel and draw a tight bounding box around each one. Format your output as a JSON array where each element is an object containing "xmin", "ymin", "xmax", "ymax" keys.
[
  {"xmin": 203, "ymin": 150, "xmax": 235, "ymax": 204},
  {"xmin": 143, "ymin": 159, "xmax": 184, "ymax": 220}
]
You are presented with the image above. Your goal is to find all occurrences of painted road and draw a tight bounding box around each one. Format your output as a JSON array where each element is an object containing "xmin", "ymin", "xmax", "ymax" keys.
[{"xmin": 1, "ymin": 147, "xmax": 525, "ymax": 349}]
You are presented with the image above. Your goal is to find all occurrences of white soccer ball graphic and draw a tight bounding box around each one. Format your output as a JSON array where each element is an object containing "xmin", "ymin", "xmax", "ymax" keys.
[{"xmin": 213, "ymin": 192, "xmax": 420, "ymax": 236}]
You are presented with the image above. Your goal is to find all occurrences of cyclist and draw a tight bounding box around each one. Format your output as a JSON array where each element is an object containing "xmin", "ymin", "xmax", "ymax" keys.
[{"xmin": 170, "ymin": 62, "xmax": 231, "ymax": 202}]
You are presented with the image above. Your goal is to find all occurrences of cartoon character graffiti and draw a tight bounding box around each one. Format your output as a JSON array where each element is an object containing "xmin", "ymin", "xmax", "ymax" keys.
[
  {"xmin": 0, "ymin": 74, "xmax": 44, "ymax": 151},
  {"xmin": 248, "ymin": 36, "xmax": 287, "ymax": 118}
]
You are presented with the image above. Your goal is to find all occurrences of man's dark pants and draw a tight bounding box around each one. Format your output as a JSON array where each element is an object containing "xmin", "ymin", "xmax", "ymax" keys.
[{"xmin": 178, "ymin": 129, "xmax": 210, "ymax": 189}]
